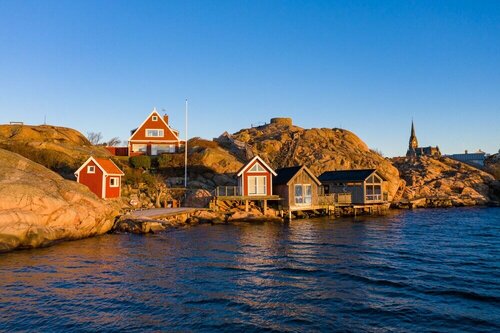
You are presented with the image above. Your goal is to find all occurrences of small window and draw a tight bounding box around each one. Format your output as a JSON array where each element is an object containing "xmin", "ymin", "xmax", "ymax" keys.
[
  {"xmin": 110, "ymin": 177, "xmax": 119, "ymax": 187},
  {"xmin": 146, "ymin": 129, "xmax": 164, "ymax": 137},
  {"xmin": 249, "ymin": 163, "xmax": 265, "ymax": 172},
  {"xmin": 87, "ymin": 166, "xmax": 95, "ymax": 174},
  {"xmin": 152, "ymin": 116, "xmax": 158, "ymax": 121}
]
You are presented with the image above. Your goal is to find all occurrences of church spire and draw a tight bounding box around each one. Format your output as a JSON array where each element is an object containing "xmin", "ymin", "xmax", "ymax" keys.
[{"xmin": 407, "ymin": 120, "xmax": 419, "ymax": 157}]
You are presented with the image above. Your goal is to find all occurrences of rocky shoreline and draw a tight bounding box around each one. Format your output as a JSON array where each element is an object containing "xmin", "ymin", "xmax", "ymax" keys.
[{"xmin": 1, "ymin": 123, "xmax": 498, "ymax": 252}]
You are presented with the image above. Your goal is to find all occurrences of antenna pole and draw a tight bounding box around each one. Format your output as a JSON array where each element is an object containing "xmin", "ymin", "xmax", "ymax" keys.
[{"xmin": 184, "ymin": 99, "xmax": 188, "ymax": 188}]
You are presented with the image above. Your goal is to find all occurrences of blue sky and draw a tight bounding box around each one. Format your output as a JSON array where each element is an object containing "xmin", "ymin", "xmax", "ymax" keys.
[{"xmin": 0, "ymin": 0, "xmax": 499, "ymax": 157}]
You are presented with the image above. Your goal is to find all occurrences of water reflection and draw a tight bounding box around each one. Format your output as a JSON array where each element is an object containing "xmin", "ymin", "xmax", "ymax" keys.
[{"xmin": 1, "ymin": 208, "xmax": 499, "ymax": 332}]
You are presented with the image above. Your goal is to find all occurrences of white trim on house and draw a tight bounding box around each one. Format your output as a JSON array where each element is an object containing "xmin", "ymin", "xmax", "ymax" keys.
[
  {"xmin": 87, "ymin": 165, "xmax": 95, "ymax": 174},
  {"xmin": 145, "ymin": 128, "xmax": 164, "ymax": 137},
  {"xmin": 102, "ymin": 175, "xmax": 107, "ymax": 198},
  {"xmin": 74, "ymin": 156, "xmax": 124, "ymax": 177},
  {"xmin": 237, "ymin": 155, "xmax": 277, "ymax": 177},
  {"xmin": 109, "ymin": 177, "xmax": 119, "ymax": 187},
  {"xmin": 127, "ymin": 139, "xmax": 182, "ymax": 143},
  {"xmin": 128, "ymin": 108, "xmax": 181, "ymax": 142}
]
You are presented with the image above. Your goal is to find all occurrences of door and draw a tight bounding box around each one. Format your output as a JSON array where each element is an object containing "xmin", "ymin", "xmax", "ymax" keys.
[{"xmin": 248, "ymin": 176, "xmax": 267, "ymax": 195}]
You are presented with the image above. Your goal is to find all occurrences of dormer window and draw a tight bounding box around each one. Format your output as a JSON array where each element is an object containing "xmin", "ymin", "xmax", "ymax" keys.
[
  {"xmin": 87, "ymin": 165, "xmax": 95, "ymax": 174},
  {"xmin": 146, "ymin": 129, "xmax": 164, "ymax": 137},
  {"xmin": 152, "ymin": 116, "xmax": 158, "ymax": 121},
  {"xmin": 249, "ymin": 163, "xmax": 265, "ymax": 172}
]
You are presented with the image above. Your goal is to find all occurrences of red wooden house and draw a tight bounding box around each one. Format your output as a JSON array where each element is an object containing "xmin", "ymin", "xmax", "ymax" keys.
[
  {"xmin": 75, "ymin": 157, "xmax": 124, "ymax": 199},
  {"xmin": 236, "ymin": 155, "xmax": 277, "ymax": 196},
  {"xmin": 128, "ymin": 108, "xmax": 184, "ymax": 156}
]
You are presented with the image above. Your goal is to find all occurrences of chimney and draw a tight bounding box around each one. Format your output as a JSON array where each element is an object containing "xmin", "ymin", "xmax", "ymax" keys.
[
  {"xmin": 163, "ymin": 114, "xmax": 169, "ymax": 124},
  {"xmin": 465, "ymin": 150, "xmax": 468, "ymax": 154}
]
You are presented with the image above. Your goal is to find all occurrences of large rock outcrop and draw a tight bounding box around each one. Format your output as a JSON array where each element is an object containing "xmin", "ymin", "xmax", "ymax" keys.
[
  {"xmin": 0, "ymin": 149, "xmax": 120, "ymax": 252},
  {"xmin": 393, "ymin": 156, "xmax": 495, "ymax": 207},
  {"xmin": 0, "ymin": 124, "xmax": 111, "ymax": 178}
]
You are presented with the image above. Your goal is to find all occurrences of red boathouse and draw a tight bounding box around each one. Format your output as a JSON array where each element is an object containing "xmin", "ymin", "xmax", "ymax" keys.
[
  {"xmin": 74, "ymin": 157, "xmax": 124, "ymax": 199},
  {"xmin": 237, "ymin": 155, "xmax": 277, "ymax": 196}
]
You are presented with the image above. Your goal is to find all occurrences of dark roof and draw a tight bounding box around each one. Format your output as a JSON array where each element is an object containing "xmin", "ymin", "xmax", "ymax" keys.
[
  {"xmin": 273, "ymin": 166, "xmax": 303, "ymax": 185},
  {"xmin": 318, "ymin": 169, "xmax": 377, "ymax": 182}
]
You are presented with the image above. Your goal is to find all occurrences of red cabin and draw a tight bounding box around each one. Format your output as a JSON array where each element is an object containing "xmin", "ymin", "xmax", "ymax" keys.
[
  {"xmin": 128, "ymin": 108, "xmax": 184, "ymax": 156},
  {"xmin": 237, "ymin": 156, "xmax": 277, "ymax": 196},
  {"xmin": 74, "ymin": 157, "xmax": 124, "ymax": 199}
]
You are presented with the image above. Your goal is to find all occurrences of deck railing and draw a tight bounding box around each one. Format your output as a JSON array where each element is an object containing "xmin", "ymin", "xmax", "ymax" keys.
[
  {"xmin": 366, "ymin": 194, "xmax": 383, "ymax": 201},
  {"xmin": 366, "ymin": 192, "xmax": 389, "ymax": 202},
  {"xmin": 318, "ymin": 193, "xmax": 352, "ymax": 205},
  {"xmin": 215, "ymin": 186, "xmax": 241, "ymax": 197}
]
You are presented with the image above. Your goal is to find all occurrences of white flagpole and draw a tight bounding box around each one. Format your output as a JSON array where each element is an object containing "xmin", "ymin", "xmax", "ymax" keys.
[{"xmin": 184, "ymin": 99, "xmax": 188, "ymax": 188}]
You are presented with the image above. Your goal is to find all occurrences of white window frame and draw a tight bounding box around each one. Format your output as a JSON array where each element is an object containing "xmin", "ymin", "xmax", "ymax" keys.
[
  {"xmin": 145, "ymin": 129, "xmax": 164, "ymax": 137},
  {"xmin": 87, "ymin": 165, "xmax": 95, "ymax": 174},
  {"xmin": 304, "ymin": 184, "xmax": 312, "ymax": 204},
  {"xmin": 131, "ymin": 144, "xmax": 147, "ymax": 152},
  {"xmin": 109, "ymin": 177, "xmax": 119, "ymax": 188},
  {"xmin": 295, "ymin": 184, "xmax": 312, "ymax": 205},
  {"xmin": 294, "ymin": 184, "xmax": 303, "ymax": 204},
  {"xmin": 249, "ymin": 163, "xmax": 265, "ymax": 172},
  {"xmin": 248, "ymin": 175, "xmax": 266, "ymax": 195},
  {"xmin": 152, "ymin": 116, "xmax": 158, "ymax": 121}
]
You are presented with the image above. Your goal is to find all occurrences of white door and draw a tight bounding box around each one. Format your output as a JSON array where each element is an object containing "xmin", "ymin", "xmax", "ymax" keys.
[{"xmin": 248, "ymin": 176, "xmax": 266, "ymax": 195}]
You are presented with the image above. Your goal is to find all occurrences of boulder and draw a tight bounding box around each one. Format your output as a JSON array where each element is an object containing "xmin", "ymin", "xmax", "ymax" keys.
[
  {"xmin": 393, "ymin": 156, "xmax": 495, "ymax": 207},
  {"xmin": 0, "ymin": 149, "xmax": 119, "ymax": 252}
]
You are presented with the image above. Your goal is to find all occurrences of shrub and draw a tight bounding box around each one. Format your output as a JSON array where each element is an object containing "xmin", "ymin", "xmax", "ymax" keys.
[
  {"xmin": 129, "ymin": 155, "xmax": 151, "ymax": 170},
  {"xmin": 158, "ymin": 154, "xmax": 173, "ymax": 169}
]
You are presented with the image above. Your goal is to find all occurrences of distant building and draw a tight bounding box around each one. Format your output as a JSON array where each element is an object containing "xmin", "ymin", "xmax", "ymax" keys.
[
  {"xmin": 406, "ymin": 121, "xmax": 441, "ymax": 158},
  {"xmin": 75, "ymin": 157, "xmax": 124, "ymax": 199},
  {"xmin": 447, "ymin": 150, "xmax": 487, "ymax": 167}
]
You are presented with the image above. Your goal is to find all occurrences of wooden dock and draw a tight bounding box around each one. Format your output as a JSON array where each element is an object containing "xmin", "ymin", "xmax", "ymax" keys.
[{"xmin": 129, "ymin": 207, "xmax": 200, "ymax": 219}]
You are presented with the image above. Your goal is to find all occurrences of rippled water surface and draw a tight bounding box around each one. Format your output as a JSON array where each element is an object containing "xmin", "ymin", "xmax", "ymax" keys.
[{"xmin": 1, "ymin": 207, "xmax": 499, "ymax": 332}]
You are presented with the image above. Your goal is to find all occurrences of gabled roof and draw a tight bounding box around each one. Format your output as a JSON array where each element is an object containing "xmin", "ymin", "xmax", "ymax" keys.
[
  {"xmin": 94, "ymin": 158, "xmax": 124, "ymax": 175},
  {"xmin": 74, "ymin": 156, "xmax": 124, "ymax": 176},
  {"xmin": 128, "ymin": 108, "xmax": 180, "ymax": 142},
  {"xmin": 318, "ymin": 169, "xmax": 384, "ymax": 182},
  {"xmin": 236, "ymin": 155, "xmax": 277, "ymax": 177},
  {"xmin": 274, "ymin": 165, "xmax": 321, "ymax": 186}
]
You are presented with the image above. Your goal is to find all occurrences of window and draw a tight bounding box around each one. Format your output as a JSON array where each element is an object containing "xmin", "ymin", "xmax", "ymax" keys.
[
  {"xmin": 249, "ymin": 163, "xmax": 265, "ymax": 172},
  {"xmin": 155, "ymin": 144, "xmax": 176, "ymax": 154},
  {"xmin": 146, "ymin": 129, "xmax": 164, "ymax": 137},
  {"xmin": 132, "ymin": 144, "xmax": 147, "ymax": 152},
  {"xmin": 152, "ymin": 116, "xmax": 158, "ymax": 121},
  {"xmin": 304, "ymin": 184, "xmax": 312, "ymax": 204},
  {"xmin": 248, "ymin": 176, "xmax": 266, "ymax": 195},
  {"xmin": 87, "ymin": 165, "xmax": 95, "ymax": 174},
  {"xmin": 294, "ymin": 185, "xmax": 303, "ymax": 204},
  {"xmin": 365, "ymin": 173, "xmax": 382, "ymax": 201},
  {"xmin": 109, "ymin": 177, "xmax": 119, "ymax": 187},
  {"xmin": 295, "ymin": 184, "xmax": 312, "ymax": 205}
]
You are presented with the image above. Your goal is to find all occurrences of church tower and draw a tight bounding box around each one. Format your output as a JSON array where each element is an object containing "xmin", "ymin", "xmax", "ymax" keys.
[{"xmin": 406, "ymin": 121, "xmax": 418, "ymax": 157}]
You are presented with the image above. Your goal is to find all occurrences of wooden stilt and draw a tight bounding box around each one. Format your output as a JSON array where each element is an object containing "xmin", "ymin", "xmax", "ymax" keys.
[{"xmin": 245, "ymin": 200, "xmax": 249, "ymax": 212}]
